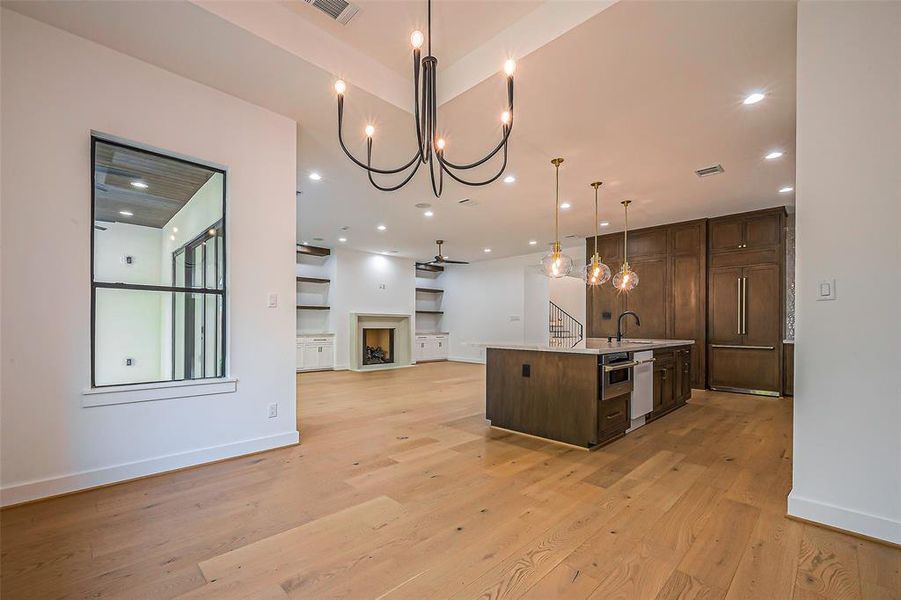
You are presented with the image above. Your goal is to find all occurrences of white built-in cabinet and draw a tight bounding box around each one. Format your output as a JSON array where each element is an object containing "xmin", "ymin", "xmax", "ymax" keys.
[
  {"xmin": 296, "ymin": 335, "xmax": 335, "ymax": 372},
  {"xmin": 414, "ymin": 333, "xmax": 448, "ymax": 362}
]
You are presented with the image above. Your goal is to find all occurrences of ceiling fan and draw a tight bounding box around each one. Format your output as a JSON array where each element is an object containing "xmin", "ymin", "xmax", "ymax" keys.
[{"xmin": 423, "ymin": 240, "xmax": 469, "ymax": 265}]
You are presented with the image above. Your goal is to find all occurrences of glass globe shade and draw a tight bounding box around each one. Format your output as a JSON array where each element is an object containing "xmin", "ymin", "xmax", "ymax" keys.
[
  {"xmin": 613, "ymin": 266, "xmax": 639, "ymax": 291},
  {"xmin": 582, "ymin": 258, "xmax": 611, "ymax": 286},
  {"xmin": 541, "ymin": 250, "xmax": 573, "ymax": 278}
]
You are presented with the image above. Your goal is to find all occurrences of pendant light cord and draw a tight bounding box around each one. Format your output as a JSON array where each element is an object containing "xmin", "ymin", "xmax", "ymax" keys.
[
  {"xmin": 622, "ymin": 201, "xmax": 630, "ymax": 266},
  {"xmin": 593, "ymin": 186, "xmax": 599, "ymax": 259},
  {"xmin": 427, "ymin": 0, "xmax": 432, "ymax": 56},
  {"xmin": 555, "ymin": 164, "xmax": 559, "ymax": 245}
]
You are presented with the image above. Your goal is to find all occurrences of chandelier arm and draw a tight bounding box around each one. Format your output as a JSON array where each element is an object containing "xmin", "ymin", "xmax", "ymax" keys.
[
  {"xmin": 337, "ymin": 96, "xmax": 421, "ymax": 175},
  {"xmin": 427, "ymin": 148, "xmax": 445, "ymax": 197},
  {"xmin": 435, "ymin": 75, "xmax": 513, "ymax": 170},
  {"xmin": 437, "ymin": 138, "xmax": 508, "ymax": 186},
  {"xmin": 413, "ymin": 49, "xmax": 429, "ymax": 161},
  {"xmin": 437, "ymin": 124, "xmax": 512, "ymax": 170},
  {"xmin": 365, "ymin": 138, "xmax": 424, "ymax": 192}
]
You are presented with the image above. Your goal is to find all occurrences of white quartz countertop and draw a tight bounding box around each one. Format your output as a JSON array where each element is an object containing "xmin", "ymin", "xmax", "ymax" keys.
[{"xmin": 482, "ymin": 338, "xmax": 695, "ymax": 355}]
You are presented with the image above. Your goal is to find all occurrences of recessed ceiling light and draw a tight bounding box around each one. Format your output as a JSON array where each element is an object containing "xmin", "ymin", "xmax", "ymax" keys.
[
  {"xmin": 483, "ymin": 248, "xmax": 492, "ymax": 253},
  {"xmin": 743, "ymin": 92, "xmax": 765, "ymax": 105},
  {"xmin": 119, "ymin": 210, "xmax": 133, "ymax": 217},
  {"xmin": 377, "ymin": 224, "xmax": 386, "ymax": 231},
  {"xmin": 424, "ymin": 210, "xmax": 434, "ymax": 217},
  {"xmin": 309, "ymin": 172, "xmax": 322, "ymax": 181},
  {"xmin": 560, "ymin": 202, "xmax": 571, "ymax": 209},
  {"xmin": 600, "ymin": 221, "xmax": 610, "ymax": 227},
  {"xmin": 779, "ymin": 186, "xmax": 794, "ymax": 193},
  {"xmin": 130, "ymin": 181, "xmax": 148, "ymax": 189},
  {"xmin": 503, "ymin": 175, "xmax": 516, "ymax": 184},
  {"xmin": 765, "ymin": 151, "xmax": 784, "ymax": 160},
  {"xmin": 338, "ymin": 237, "xmax": 347, "ymax": 242},
  {"xmin": 528, "ymin": 240, "xmax": 537, "ymax": 245}
]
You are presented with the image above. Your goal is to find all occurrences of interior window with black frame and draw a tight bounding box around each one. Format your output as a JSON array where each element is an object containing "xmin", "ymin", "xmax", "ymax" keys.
[{"xmin": 91, "ymin": 137, "xmax": 226, "ymax": 387}]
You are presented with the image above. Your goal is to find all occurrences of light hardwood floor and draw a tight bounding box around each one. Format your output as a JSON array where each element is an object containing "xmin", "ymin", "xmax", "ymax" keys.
[{"xmin": 1, "ymin": 362, "xmax": 898, "ymax": 599}]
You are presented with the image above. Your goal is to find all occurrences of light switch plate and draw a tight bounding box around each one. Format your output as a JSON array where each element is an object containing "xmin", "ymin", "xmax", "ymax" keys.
[
  {"xmin": 816, "ymin": 279, "xmax": 836, "ymax": 301},
  {"xmin": 267, "ymin": 293, "xmax": 278, "ymax": 308}
]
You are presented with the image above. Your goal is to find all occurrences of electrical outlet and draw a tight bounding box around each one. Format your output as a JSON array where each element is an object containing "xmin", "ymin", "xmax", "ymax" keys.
[
  {"xmin": 124, "ymin": 357, "xmax": 135, "ymax": 367},
  {"xmin": 267, "ymin": 293, "xmax": 278, "ymax": 308},
  {"xmin": 268, "ymin": 403, "xmax": 278, "ymax": 418}
]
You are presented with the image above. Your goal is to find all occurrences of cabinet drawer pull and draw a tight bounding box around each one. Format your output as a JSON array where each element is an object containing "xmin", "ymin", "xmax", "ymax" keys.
[{"xmin": 606, "ymin": 411, "xmax": 623, "ymax": 420}]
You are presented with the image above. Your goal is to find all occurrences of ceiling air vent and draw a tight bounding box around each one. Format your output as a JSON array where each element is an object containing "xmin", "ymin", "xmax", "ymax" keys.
[
  {"xmin": 695, "ymin": 164, "xmax": 725, "ymax": 178},
  {"xmin": 303, "ymin": 0, "xmax": 359, "ymax": 25}
]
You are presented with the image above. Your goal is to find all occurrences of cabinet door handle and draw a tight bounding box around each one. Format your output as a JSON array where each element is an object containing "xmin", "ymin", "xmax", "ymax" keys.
[
  {"xmin": 737, "ymin": 277, "xmax": 742, "ymax": 335},
  {"xmin": 742, "ymin": 276, "xmax": 748, "ymax": 335}
]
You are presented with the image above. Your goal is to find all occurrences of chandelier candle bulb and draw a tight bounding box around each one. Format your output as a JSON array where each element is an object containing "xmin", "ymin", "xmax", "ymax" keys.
[
  {"xmin": 334, "ymin": 80, "xmax": 346, "ymax": 95},
  {"xmin": 504, "ymin": 59, "xmax": 516, "ymax": 77},
  {"xmin": 365, "ymin": 125, "xmax": 375, "ymax": 137},
  {"xmin": 410, "ymin": 30, "xmax": 424, "ymax": 49}
]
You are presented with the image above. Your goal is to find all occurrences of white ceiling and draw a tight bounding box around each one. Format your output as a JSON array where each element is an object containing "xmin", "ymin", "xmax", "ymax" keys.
[
  {"xmin": 6, "ymin": 0, "xmax": 797, "ymax": 265},
  {"xmin": 280, "ymin": 0, "xmax": 545, "ymax": 77}
]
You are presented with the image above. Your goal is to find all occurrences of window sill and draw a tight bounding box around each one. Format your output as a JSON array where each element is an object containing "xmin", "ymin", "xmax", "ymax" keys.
[{"xmin": 82, "ymin": 377, "xmax": 238, "ymax": 408}]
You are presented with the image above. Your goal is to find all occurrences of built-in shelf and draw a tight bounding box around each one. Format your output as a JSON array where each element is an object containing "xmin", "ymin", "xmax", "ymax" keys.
[
  {"xmin": 297, "ymin": 276, "xmax": 330, "ymax": 284},
  {"xmin": 296, "ymin": 244, "xmax": 330, "ymax": 257},
  {"xmin": 415, "ymin": 310, "xmax": 444, "ymax": 314},
  {"xmin": 297, "ymin": 305, "xmax": 330, "ymax": 310},
  {"xmin": 415, "ymin": 287, "xmax": 443, "ymax": 294}
]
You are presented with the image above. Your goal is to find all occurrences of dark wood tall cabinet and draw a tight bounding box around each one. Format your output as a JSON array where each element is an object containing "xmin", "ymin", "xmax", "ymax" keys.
[
  {"xmin": 707, "ymin": 208, "xmax": 785, "ymax": 396},
  {"xmin": 586, "ymin": 219, "xmax": 707, "ymax": 388}
]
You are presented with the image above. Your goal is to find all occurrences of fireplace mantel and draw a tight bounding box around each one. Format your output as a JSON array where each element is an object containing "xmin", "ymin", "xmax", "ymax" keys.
[{"xmin": 348, "ymin": 313, "xmax": 413, "ymax": 372}]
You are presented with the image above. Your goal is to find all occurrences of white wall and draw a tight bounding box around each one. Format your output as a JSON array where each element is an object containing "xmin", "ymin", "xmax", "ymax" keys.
[
  {"xmin": 329, "ymin": 248, "xmax": 415, "ymax": 369},
  {"xmin": 0, "ymin": 11, "xmax": 298, "ymax": 504},
  {"xmin": 549, "ymin": 274, "xmax": 587, "ymax": 330},
  {"xmin": 443, "ymin": 247, "xmax": 580, "ymax": 362},
  {"xmin": 790, "ymin": 1, "xmax": 901, "ymax": 544}
]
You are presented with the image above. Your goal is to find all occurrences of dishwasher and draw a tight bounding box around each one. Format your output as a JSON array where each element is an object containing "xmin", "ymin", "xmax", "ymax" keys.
[{"xmin": 627, "ymin": 350, "xmax": 655, "ymax": 432}]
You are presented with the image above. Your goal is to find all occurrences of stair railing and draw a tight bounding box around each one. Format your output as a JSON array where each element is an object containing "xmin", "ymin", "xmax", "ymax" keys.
[{"xmin": 549, "ymin": 301, "xmax": 584, "ymax": 348}]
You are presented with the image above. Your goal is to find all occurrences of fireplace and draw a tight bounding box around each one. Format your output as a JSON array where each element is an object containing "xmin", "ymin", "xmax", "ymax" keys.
[{"xmin": 362, "ymin": 328, "xmax": 395, "ymax": 366}]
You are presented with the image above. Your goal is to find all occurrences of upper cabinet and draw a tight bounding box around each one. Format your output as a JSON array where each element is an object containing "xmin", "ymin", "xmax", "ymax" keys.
[{"xmin": 709, "ymin": 209, "xmax": 784, "ymax": 253}]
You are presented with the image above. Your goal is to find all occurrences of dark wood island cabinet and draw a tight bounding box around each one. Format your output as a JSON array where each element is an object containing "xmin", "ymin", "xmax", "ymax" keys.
[{"xmin": 485, "ymin": 340, "xmax": 693, "ymax": 449}]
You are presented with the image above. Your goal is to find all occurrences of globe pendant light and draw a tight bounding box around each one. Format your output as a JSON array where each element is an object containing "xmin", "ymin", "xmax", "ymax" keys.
[
  {"xmin": 541, "ymin": 158, "xmax": 574, "ymax": 278},
  {"xmin": 581, "ymin": 181, "xmax": 612, "ymax": 286},
  {"xmin": 613, "ymin": 200, "xmax": 639, "ymax": 291}
]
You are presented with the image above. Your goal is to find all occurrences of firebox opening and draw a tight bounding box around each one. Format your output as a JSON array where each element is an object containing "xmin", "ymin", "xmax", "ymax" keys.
[{"xmin": 362, "ymin": 328, "xmax": 394, "ymax": 366}]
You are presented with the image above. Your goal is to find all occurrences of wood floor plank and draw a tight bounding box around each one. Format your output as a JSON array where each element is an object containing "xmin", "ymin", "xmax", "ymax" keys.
[
  {"xmin": 1, "ymin": 362, "xmax": 896, "ymax": 600},
  {"xmin": 795, "ymin": 525, "xmax": 863, "ymax": 600}
]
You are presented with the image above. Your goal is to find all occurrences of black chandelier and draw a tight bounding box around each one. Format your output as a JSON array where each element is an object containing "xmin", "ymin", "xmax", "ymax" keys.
[{"xmin": 333, "ymin": 0, "xmax": 515, "ymax": 197}]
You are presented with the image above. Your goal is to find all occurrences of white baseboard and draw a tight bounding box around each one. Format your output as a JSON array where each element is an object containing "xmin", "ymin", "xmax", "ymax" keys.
[
  {"xmin": 448, "ymin": 356, "xmax": 486, "ymax": 364},
  {"xmin": 0, "ymin": 430, "xmax": 300, "ymax": 507},
  {"xmin": 788, "ymin": 490, "xmax": 901, "ymax": 545}
]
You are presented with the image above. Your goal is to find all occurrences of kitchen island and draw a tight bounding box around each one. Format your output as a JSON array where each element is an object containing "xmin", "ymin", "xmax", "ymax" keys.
[{"xmin": 485, "ymin": 339, "xmax": 694, "ymax": 449}]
